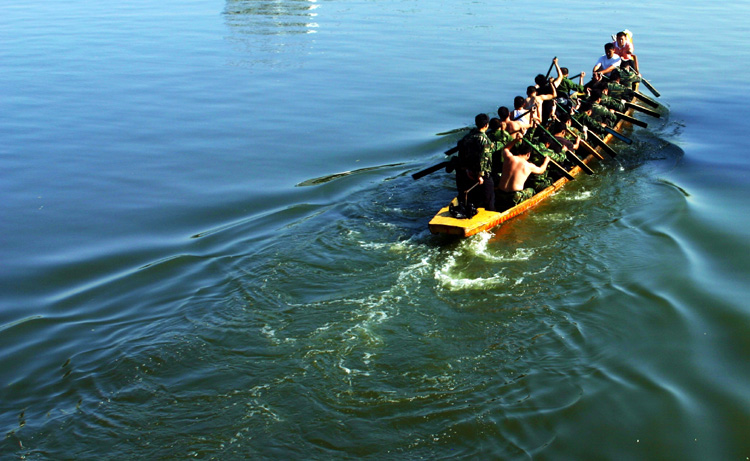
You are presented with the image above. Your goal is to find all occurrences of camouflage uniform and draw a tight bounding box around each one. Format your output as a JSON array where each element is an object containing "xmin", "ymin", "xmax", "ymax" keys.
[
  {"xmin": 459, "ymin": 128, "xmax": 495, "ymax": 177},
  {"xmin": 558, "ymin": 77, "xmax": 585, "ymax": 96},
  {"xmin": 496, "ymin": 188, "xmax": 535, "ymax": 211},
  {"xmin": 487, "ymin": 128, "xmax": 513, "ymax": 176},
  {"xmin": 607, "ymin": 81, "xmax": 633, "ymax": 100},
  {"xmin": 619, "ymin": 67, "xmax": 641, "ymax": 88},
  {"xmin": 527, "ymin": 142, "xmax": 565, "ymax": 191},
  {"xmin": 601, "ymin": 94, "xmax": 626, "ymax": 112},
  {"xmin": 456, "ymin": 128, "xmax": 496, "ymax": 211},
  {"xmin": 575, "ymin": 112, "xmax": 607, "ymax": 137},
  {"xmin": 591, "ymin": 103, "xmax": 617, "ymax": 126}
]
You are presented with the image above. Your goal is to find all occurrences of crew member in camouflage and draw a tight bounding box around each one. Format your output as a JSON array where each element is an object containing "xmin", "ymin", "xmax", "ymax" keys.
[
  {"xmin": 487, "ymin": 117, "xmax": 513, "ymax": 182},
  {"xmin": 456, "ymin": 113, "xmax": 496, "ymax": 211},
  {"xmin": 553, "ymin": 58, "xmax": 586, "ymax": 96},
  {"xmin": 525, "ymin": 134, "xmax": 567, "ymax": 191},
  {"xmin": 574, "ymin": 102, "xmax": 608, "ymax": 137},
  {"xmin": 588, "ymin": 90, "xmax": 618, "ymax": 126},
  {"xmin": 618, "ymin": 62, "xmax": 641, "ymax": 89}
]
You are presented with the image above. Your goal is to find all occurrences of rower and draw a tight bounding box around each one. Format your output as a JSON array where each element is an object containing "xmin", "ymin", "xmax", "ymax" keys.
[
  {"xmin": 553, "ymin": 58, "xmax": 586, "ymax": 97},
  {"xmin": 590, "ymin": 43, "xmax": 622, "ymax": 89},
  {"xmin": 587, "ymin": 89, "xmax": 618, "ymax": 126},
  {"xmin": 605, "ymin": 70, "xmax": 633, "ymax": 100},
  {"xmin": 527, "ymin": 132, "xmax": 568, "ymax": 190},
  {"xmin": 574, "ymin": 101, "xmax": 608, "ymax": 137},
  {"xmin": 498, "ymin": 106, "xmax": 532, "ymax": 136},
  {"xmin": 512, "ymin": 96, "xmax": 531, "ymax": 125},
  {"xmin": 455, "ymin": 114, "xmax": 497, "ymax": 211},
  {"xmin": 618, "ymin": 60, "xmax": 641, "ymax": 89},
  {"xmin": 496, "ymin": 137, "xmax": 549, "ymax": 211},
  {"xmin": 524, "ymin": 80, "xmax": 557, "ymax": 124},
  {"xmin": 535, "ymin": 63, "xmax": 562, "ymax": 121},
  {"xmin": 549, "ymin": 120, "xmax": 581, "ymax": 154},
  {"xmin": 487, "ymin": 117, "xmax": 512, "ymax": 180},
  {"xmin": 599, "ymin": 85, "xmax": 626, "ymax": 112}
]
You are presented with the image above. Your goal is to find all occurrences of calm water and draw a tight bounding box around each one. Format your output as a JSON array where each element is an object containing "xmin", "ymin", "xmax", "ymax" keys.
[{"xmin": 2, "ymin": 0, "xmax": 750, "ymax": 458}]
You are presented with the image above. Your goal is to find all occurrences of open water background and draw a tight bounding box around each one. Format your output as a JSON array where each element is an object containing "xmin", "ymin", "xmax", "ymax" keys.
[{"xmin": 2, "ymin": 0, "xmax": 750, "ymax": 458}]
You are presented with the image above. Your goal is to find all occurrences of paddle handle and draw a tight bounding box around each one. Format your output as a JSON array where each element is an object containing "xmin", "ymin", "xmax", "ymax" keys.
[
  {"xmin": 412, "ymin": 161, "xmax": 450, "ymax": 180},
  {"xmin": 522, "ymin": 138, "xmax": 574, "ymax": 181},
  {"xmin": 545, "ymin": 57, "xmax": 557, "ymax": 78}
]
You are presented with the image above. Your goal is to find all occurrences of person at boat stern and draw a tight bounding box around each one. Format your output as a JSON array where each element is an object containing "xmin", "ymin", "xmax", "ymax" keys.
[
  {"xmin": 455, "ymin": 113, "xmax": 496, "ymax": 211},
  {"xmin": 495, "ymin": 136, "xmax": 549, "ymax": 211}
]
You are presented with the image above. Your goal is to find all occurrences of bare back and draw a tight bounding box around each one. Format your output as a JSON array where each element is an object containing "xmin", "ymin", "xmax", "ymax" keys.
[{"xmin": 498, "ymin": 150, "xmax": 549, "ymax": 192}]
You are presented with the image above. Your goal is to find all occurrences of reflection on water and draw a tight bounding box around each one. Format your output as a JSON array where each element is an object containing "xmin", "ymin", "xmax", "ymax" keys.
[{"xmin": 224, "ymin": 0, "xmax": 320, "ymax": 65}]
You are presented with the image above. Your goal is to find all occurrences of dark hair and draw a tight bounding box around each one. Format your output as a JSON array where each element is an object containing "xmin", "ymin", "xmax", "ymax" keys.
[
  {"xmin": 540, "ymin": 133, "xmax": 554, "ymax": 146},
  {"xmin": 534, "ymin": 74, "xmax": 546, "ymax": 86},
  {"xmin": 498, "ymin": 106, "xmax": 510, "ymax": 120},
  {"xmin": 516, "ymin": 142, "xmax": 532, "ymax": 156},
  {"xmin": 475, "ymin": 113, "xmax": 490, "ymax": 128},
  {"xmin": 616, "ymin": 31, "xmax": 626, "ymax": 39},
  {"xmin": 610, "ymin": 69, "xmax": 621, "ymax": 81},
  {"xmin": 579, "ymin": 101, "xmax": 593, "ymax": 113},
  {"xmin": 489, "ymin": 117, "xmax": 502, "ymax": 131},
  {"xmin": 526, "ymin": 86, "xmax": 537, "ymax": 96},
  {"xmin": 560, "ymin": 67, "xmax": 569, "ymax": 76},
  {"xmin": 620, "ymin": 60, "xmax": 632, "ymax": 69},
  {"xmin": 604, "ymin": 43, "xmax": 615, "ymax": 52},
  {"xmin": 557, "ymin": 111, "xmax": 571, "ymax": 123},
  {"xmin": 550, "ymin": 121, "xmax": 566, "ymax": 135},
  {"xmin": 589, "ymin": 89, "xmax": 602, "ymax": 101},
  {"xmin": 513, "ymin": 96, "xmax": 525, "ymax": 110}
]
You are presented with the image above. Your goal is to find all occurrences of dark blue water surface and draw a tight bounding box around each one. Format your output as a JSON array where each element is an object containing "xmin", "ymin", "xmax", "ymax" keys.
[{"xmin": 2, "ymin": 0, "xmax": 750, "ymax": 458}]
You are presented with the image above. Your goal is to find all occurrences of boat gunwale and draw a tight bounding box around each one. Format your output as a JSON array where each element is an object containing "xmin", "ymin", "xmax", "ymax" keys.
[{"xmin": 428, "ymin": 83, "xmax": 642, "ymax": 237}]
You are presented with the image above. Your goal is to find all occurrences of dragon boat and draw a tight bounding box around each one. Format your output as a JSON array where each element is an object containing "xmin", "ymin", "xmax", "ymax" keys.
[{"xmin": 425, "ymin": 75, "xmax": 660, "ymax": 238}]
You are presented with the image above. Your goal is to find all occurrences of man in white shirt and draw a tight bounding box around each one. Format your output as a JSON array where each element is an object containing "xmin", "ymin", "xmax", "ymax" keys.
[{"xmin": 592, "ymin": 42, "xmax": 621, "ymax": 76}]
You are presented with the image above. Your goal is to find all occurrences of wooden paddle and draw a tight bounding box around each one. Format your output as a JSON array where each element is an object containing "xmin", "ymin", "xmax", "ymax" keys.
[
  {"xmin": 545, "ymin": 57, "xmax": 557, "ymax": 78},
  {"xmin": 557, "ymin": 105, "xmax": 618, "ymax": 158},
  {"xmin": 522, "ymin": 138, "xmax": 575, "ymax": 181},
  {"xmin": 632, "ymin": 91, "xmax": 659, "ymax": 108},
  {"xmin": 412, "ymin": 161, "xmax": 450, "ymax": 180},
  {"xmin": 534, "ymin": 123, "xmax": 595, "ymax": 175},
  {"xmin": 604, "ymin": 126, "xmax": 633, "ymax": 144},
  {"xmin": 436, "ymin": 126, "xmax": 471, "ymax": 136},
  {"xmin": 624, "ymin": 101, "xmax": 660, "ymax": 118},
  {"xmin": 613, "ymin": 110, "xmax": 648, "ymax": 128},
  {"xmin": 640, "ymin": 77, "xmax": 661, "ymax": 97},
  {"xmin": 576, "ymin": 137, "xmax": 605, "ymax": 160}
]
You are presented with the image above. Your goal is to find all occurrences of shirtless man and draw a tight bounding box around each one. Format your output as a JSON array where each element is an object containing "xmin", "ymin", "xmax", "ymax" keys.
[
  {"xmin": 498, "ymin": 106, "xmax": 532, "ymax": 136},
  {"xmin": 496, "ymin": 137, "xmax": 550, "ymax": 210},
  {"xmin": 523, "ymin": 79, "xmax": 557, "ymax": 124},
  {"xmin": 511, "ymin": 96, "xmax": 531, "ymax": 125}
]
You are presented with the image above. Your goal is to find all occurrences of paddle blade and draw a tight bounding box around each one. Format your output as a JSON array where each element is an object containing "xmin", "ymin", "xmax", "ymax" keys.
[
  {"xmin": 614, "ymin": 111, "xmax": 648, "ymax": 128},
  {"xmin": 641, "ymin": 77, "xmax": 661, "ymax": 97},
  {"xmin": 624, "ymin": 102, "xmax": 660, "ymax": 118},
  {"xmin": 633, "ymin": 91, "xmax": 659, "ymax": 108},
  {"xmin": 588, "ymin": 132, "xmax": 618, "ymax": 158},
  {"xmin": 604, "ymin": 127, "xmax": 633, "ymax": 144},
  {"xmin": 565, "ymin": 150, "xmax": 595, "ymax": 175}
]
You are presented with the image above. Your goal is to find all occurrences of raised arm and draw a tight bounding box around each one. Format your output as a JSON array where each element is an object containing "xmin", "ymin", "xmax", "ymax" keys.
[
  {"xmin": 551, "ymin": 57, "xmax": 564, "ymax": 88},
  {"xmin": 529, "ymin": 156, "xmax": 550, "ymax": 175}
]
